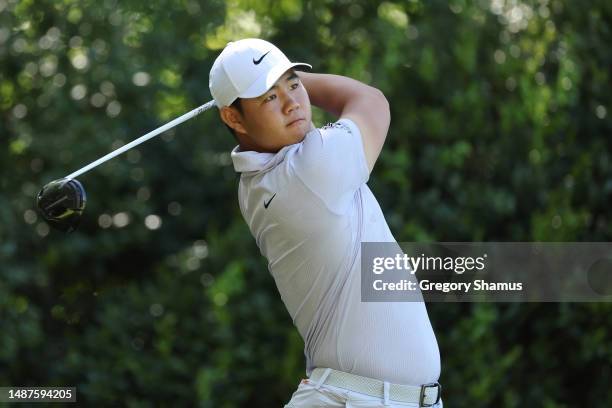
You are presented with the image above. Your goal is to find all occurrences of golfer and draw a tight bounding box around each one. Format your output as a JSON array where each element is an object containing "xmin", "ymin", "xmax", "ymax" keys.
[{"xmin": 209, "ymin": 39, "xmax": 442, "ymax": 407}]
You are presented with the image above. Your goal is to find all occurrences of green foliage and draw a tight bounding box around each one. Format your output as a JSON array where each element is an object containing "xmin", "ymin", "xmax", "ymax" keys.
[{"xmin": 1, "ymin": 0, "xmax": 610, "ymax": 406}]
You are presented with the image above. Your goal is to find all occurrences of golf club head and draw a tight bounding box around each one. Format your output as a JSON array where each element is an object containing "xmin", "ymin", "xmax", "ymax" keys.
[{"xmin": 36, "ymin": 178, "xmax": 87, "ymax": 233}]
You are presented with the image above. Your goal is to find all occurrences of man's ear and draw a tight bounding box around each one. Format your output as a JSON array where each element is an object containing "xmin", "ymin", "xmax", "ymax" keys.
[{"xmin": 219, "ymin": 106, "xmax": 247, "ymax": 134}]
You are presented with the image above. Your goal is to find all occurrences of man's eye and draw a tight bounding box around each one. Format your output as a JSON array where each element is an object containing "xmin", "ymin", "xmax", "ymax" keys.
[
  {"xmin": 264, "ymin": 94, "xmax": 276, "ymax": 103},
  {"xmin": 290, "ymin": 83, "xmax": 299, "ymax": 90}
]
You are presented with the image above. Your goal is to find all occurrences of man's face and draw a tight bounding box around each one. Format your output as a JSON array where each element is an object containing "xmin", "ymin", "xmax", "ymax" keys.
[{"xmin": 223, "ymin": 70, "xmax": 313, "ymax": 153}]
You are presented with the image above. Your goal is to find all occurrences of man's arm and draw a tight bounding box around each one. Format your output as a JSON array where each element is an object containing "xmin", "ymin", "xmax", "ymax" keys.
[{"xmin": 298, "ymin": 72, "xmax": 391, "ymax": 173}]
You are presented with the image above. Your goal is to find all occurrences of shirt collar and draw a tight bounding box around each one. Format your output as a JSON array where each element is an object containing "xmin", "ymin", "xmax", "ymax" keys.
[{"xmin": 231, "ymin": 143, "xmax": 294, "ymax": 173}]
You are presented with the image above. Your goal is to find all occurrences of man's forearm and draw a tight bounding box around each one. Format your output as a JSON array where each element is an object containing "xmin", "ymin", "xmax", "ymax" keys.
[{"xmin": 298, "ymin": 71, "xmax": 384, "ymax": 117}]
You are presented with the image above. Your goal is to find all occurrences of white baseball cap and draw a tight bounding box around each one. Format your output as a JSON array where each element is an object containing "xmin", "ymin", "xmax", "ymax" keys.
[{"xmin": 209, "ymin": 38, "xmax": 311, "ymax": 107}]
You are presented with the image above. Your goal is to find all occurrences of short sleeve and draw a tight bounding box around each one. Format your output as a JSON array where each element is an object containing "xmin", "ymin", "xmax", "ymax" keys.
[{"xmin": 291, "ymin": 118, "xmax": 369, "ymax": 214}]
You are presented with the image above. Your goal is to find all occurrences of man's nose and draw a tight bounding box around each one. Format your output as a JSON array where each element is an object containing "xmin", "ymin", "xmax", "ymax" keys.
[{"xmin": 283, "ymin": 93, "xmax": 300, "ymax": 114}]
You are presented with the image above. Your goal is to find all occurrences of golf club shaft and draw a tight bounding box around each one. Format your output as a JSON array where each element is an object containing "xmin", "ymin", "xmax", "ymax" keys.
[{"xmin": 66, "ymin": 100, "xmax": 216, "ymax": 180}]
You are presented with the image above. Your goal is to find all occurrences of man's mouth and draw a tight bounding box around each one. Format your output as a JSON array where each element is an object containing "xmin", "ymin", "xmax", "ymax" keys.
[{"xmin": 287, "ymin": 118, "xmax": 305, "ymax": 127}]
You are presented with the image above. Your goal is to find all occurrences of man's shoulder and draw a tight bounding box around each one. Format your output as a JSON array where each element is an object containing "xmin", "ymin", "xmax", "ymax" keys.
[{"xmin": 320, "ymin": 120, "xmax": 354, "ymax": 134}]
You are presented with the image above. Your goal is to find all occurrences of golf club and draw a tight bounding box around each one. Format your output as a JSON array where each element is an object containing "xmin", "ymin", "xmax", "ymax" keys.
[{"xmin": 36, "ymin": 99, "xmax": 217, "ymax": 232}]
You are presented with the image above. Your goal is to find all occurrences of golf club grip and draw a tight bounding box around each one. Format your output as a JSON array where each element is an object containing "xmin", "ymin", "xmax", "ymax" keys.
[{"xmin": 65, "ymin": 100, "xmax": 216, "ymax": 180}]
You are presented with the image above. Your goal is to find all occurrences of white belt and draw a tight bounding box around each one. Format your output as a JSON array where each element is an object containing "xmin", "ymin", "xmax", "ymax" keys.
[{"xmin": 309, "ymin": 368, "xmax": 441, "ymax": 407}]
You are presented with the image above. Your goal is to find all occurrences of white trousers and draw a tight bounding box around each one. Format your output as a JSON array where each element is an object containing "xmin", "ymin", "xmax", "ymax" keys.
[{"xmin": 284, "ymin": 379, "xmax": 443, "ymax": 408}]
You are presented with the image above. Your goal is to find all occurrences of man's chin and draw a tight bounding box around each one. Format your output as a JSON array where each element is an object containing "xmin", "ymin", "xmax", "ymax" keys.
[
  {"xmin": 294, "ymin": 120, "xmax": 313, "ymax": 139},
  {"xmin": 279, "ymin": 121, "xmax": 312, "ymax": 147},
  {"xmin": 296, "ymin": 128, "xmax": 310, "ymax": 143}
]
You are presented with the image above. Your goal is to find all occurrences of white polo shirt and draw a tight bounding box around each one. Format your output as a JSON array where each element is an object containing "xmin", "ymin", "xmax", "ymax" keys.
[{"xmin": 231, "ymin": 119, "xmax": 441, "ymax": 385}]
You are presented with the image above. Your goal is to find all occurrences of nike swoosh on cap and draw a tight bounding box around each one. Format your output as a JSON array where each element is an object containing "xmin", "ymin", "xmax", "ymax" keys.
[{"xmin": 253, "ymin": 51, "xmax": 270, "ymax": 65}]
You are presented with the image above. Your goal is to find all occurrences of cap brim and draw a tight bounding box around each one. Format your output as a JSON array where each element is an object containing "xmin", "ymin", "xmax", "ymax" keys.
[{"xmin": 238, "ymin": 62, "xmax": 312, "ymax": 99}]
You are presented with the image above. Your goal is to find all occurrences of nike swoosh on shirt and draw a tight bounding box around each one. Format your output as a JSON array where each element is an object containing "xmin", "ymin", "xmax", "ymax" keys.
[
  {"xmin": 253, "ymin": 51, "xmax": 270, "ymax": 65},
  {"xmin": 264, "ymin": 193, "xmax": 276, "ymax": 208}
]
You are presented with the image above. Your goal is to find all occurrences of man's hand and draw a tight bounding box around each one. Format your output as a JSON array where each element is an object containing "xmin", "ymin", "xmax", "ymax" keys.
[{"xmin": 298, "ymin": 71, "xmax": 390, "ymax": 173}]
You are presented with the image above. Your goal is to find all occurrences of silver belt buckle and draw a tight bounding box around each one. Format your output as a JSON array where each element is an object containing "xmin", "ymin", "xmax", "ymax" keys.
[{"xmin": 419, "ymin": 382, "xmax": 441, "ymax": 407}]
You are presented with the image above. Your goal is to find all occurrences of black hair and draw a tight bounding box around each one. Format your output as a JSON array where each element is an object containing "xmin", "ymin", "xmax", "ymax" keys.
[{"xmin": 231, "ymin": 97, "xmax": 243, "ymax": 114}]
